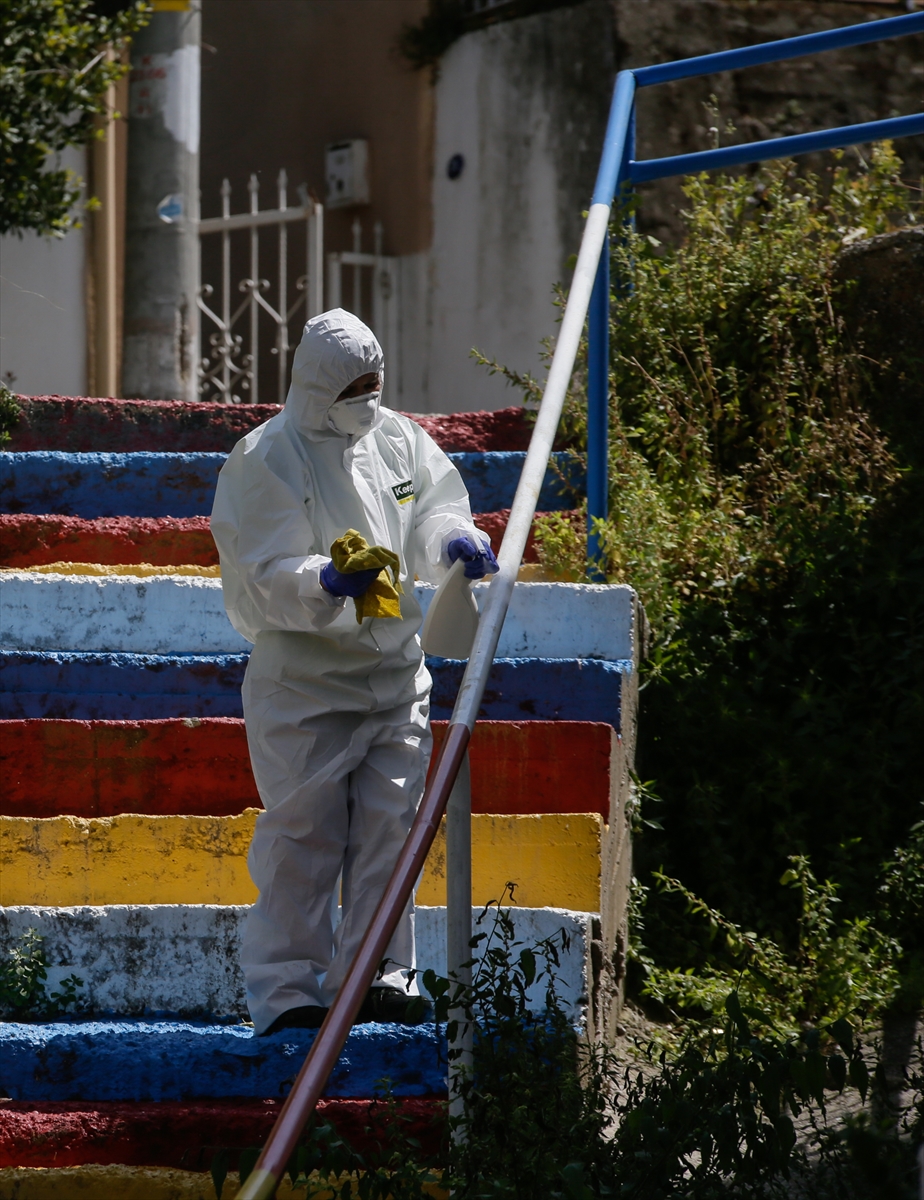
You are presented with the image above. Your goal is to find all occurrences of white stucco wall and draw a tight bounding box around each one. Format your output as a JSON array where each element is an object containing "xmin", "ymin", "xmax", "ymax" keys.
[
  {"xmin": 423, "ymin": 31, "xmax": 563, "ymax": 413},
  {"xmin": 404, "ymin": 1, "xmax": 614, "ymax": 415},
  {"xmin": 0, "ymin": 147, "xmax": 89, "ymax": 396}
]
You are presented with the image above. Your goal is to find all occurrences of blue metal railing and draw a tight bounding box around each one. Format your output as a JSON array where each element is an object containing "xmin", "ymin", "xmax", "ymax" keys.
[
  {"xmin": 585, "ymin": 11, "xmax": 924, "ymax": 568},
  {"xmin": 234, "ymin": 16, "xmax": 921, "ymax": 1194}
]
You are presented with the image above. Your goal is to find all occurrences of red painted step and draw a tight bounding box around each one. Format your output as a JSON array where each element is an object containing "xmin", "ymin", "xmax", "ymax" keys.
[
  {"xmin": 0, "ymin": 1097, "xmax": 443, "ymax": 1169},
  {"xmin": 0, "ymin": 514, "xmax": 216, "ymax": 568},
  {"xmin": 0, "ymin": 509, "xmax": 555, "ymax": 567},
  {"xmin": 0, "ymin": 719, "xmax": 614, "ymax": 820},
  {"xmin": 7, "ymin": 395, "xmax": 535, "ymax": 454}
]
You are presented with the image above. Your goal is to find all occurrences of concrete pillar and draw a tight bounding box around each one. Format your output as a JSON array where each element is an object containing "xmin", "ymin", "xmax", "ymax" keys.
[{"xmin": 122, "ymin": 0, "xmax": 200, "ymax": 401}]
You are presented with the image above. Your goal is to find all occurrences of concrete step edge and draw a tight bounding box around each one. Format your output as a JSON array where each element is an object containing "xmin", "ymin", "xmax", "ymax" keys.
[{"xmin": 0, "ymin": 904, "xmax": 594, "ymax": 1020}]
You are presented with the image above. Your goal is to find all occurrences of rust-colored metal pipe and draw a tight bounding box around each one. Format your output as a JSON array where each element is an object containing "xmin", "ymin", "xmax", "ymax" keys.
[
  {"xmin": 235, "ymin": 721, "xmax": 470, "ymax": 1200},
  {"xmin": 235, "ymin": 56, "xmax": 616, "ymax": 1192}
]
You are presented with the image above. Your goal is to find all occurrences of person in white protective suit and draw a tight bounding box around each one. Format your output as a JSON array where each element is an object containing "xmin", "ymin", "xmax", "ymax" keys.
[{"xmin": 211, "ymin": 309, "xmax": 497, "ymax": 1036}]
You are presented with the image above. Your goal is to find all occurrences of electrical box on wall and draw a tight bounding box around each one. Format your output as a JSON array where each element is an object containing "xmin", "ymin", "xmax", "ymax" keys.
[{"xmin": 325, "ymin": 140, "xmax": 370, "ymax": 208}]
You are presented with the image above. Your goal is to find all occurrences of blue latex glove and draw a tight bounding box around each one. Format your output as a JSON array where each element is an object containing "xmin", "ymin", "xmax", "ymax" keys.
[
  {"xmin": 446, "ymin": 535, "xmax": 499, "ymax": 580},
  {"xmin": 320, "ymin": 560, "xmax": 382, "ymax": 598}
]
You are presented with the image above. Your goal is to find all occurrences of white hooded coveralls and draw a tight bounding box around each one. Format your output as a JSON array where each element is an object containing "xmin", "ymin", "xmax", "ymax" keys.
[{"xmin": 211, "ymin": 310, "xmax": 487, "ymax": 1033}]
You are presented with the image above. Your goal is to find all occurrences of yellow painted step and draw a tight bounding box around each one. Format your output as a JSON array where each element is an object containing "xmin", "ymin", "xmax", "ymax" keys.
[
  {"xmin": 0, "ymin": 812, "xmax": 602, "ymax": 911},
  {"xmin": 0, "ymin": 1165, "xmax": 446, "ymax": 1199}
]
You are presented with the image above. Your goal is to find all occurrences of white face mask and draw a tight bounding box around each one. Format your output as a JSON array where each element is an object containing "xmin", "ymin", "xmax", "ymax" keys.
[{"xmin": 327, "ymin": 390, "xmax": 381, "ymax": 437}]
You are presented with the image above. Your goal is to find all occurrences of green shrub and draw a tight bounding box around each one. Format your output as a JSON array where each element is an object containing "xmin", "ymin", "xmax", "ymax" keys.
[
  {"xmin": 533, "ymin": 144, "xmax": 911, "ymax": 637},
  {"xmin": 0, "ymin": 382, "xmax": 22, "ymax": 447},
  {"xmin": 876, "ymin": 815, "xmax": 924, "ymax": 1013},
  {"xmin": 0, "ymin": 928, "xmax": 84, "ymax": 1020},
  {"xmin": 207, "ymin": 904, "xmax": 922, "ymax": 1197},
  {"xmin": 636, "ymin": 856, "xmax": 899, "ymax": 1037},
  {"xmin": 0, "ymin": 0, "xmax": 150, "ymax": 236},
  {"xmin": 515, "ymin": 145, "xmax": 923, "ymax": 945}
]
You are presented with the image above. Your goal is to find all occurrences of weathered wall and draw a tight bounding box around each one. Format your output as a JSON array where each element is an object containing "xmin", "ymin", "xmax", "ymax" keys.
[
  {"xmin": 200, "ymin": 0, "xmax": 432, "ymax": 258},
  {"xmin": 200, "ymin": 0, "xmax": 433, "ymax": 408},
  {"xmin": 419, "ymin": 0, "xmax": 923, "ymax": 410},
  {"xmin": 0, "ymin": 149, "xmax": 89, "ymax": 397},
  {"xmin": 195, "ymin": 0, "xmax": 920, "ymax": 412},
  {"xmin": 424, "ymin": 0, "xmax": 617, "ymax": 411}
]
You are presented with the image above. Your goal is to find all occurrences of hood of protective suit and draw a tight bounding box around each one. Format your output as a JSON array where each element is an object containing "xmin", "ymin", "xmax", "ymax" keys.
[{"xmin": 284, "ymin": 309, "xmax": 384, "ymax": 439}]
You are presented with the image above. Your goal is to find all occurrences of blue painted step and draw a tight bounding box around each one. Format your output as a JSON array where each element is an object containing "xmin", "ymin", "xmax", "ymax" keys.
[
  {"xmin": 0, "ymin": 1019, "xmax": 444, "ymax": 1102},
  {"xmin": 0, "ymin": 652, "xmax": 630, "ymax": 729},
  {"xmin": 0, "ymin": 451, "xmax": 583, "ymax": 518}
]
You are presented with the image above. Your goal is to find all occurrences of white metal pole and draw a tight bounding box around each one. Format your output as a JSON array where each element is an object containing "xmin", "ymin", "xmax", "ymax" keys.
[
  {"xmin": 220, "ymin": 178, "xmax": 231, "ymax": 400},
  {"xmin": 91, "ymin": 59, "xmax": 119, "ymax": 398},
  {"xmin": 248, "ymin": 173, "xmax": 259, "ymax": 403},
  {"xmin": 352, "ymin": 218, "xmax": 362, "ymax": 319},
  {"xmin": 327, "ymin": 253, "xmax": 341, "ymax": 310},
  {"xmin": 277, "ymin": 169, "xmax": 288, "ymax": 404},
  {"xmin": 372, "ymin": 220, "xmax": 384, "ymax": 348},
  {"xmin": 308, "ymin": 201, "xmax": 323, "ymax": 318},
  {"xmin": 122, "ymin": 0, "xmax": 201, "ymax": 401}
]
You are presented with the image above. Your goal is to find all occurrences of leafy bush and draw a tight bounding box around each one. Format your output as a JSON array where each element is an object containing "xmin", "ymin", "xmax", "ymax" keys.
[
  {"xmin": 0, "ymin": 382, "xmax": 22, "ymax": 447},
  {"xmin": 876, "ymin": 815, "xmax": 924, "ymax": 1013},
  {"xmin": 210, "ymin": 1095, "xmax": 441, "ymax": 1199},
  {"xmin": 636, "ymin": 856, "xmax": 899, "ymax": 1037},
  {"xmin": 0, "ymin": 0, "xmax": 150, "ymax": 236},
  {"xmin": 0, "ymin": 928, "xmax": 84, "ymax": 1020},
  {"xmin": 510, "ymin": 145, "xmax": 923, "ymax": 944},
  {"xmin": 532, "ymin": 145, "xmax": 910, "ymax": 637},
  {"xmin": 208, "ymin": 908, "xmax": 917, "ymax": 1199}
]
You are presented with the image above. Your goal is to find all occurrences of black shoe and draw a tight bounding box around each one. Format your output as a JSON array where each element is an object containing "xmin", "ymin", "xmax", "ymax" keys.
[
  {"xmin": 355, "ymin": 986, "xmax": 432, "ymax": 1026},
  {"xmin": 260, "ymin": 1005, "xmax": 329, "ymax": 1036}
]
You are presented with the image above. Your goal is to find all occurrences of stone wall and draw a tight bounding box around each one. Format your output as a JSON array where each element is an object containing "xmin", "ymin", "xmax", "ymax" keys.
[
  {"xmin": 421, "ymin": 0, "xmax": 922, "ymax": 409},
  {"xmin": 615, "ymin": 0, "xmax": 924, "ymax": 242}
]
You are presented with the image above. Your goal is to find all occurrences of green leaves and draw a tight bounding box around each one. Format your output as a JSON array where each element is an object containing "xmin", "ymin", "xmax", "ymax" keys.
[
  {"xmin": 725, "ymin": 989, "xmax": 751, "ymax": 1040},
  {"xmin": 0, "ymin": 927, "xmax": 84, "ymax": 1020},
  {"xmin": 0, "ymin": 0, "xmax": 150, "ymax": 235},
  {"xmin": 641, "ymin": 858, "xmax": 899, "ymax": 1037},
  {"xmin": 517, "ymin": 948, "xmax": 537, "ymax": 988},
  {"xmin": 237, "ymin": 1148, "xmax": 260, "ymax": 1186},
  {"xmin": 0, "ymin": 382, "xmax": 23, "ymax": 447}
]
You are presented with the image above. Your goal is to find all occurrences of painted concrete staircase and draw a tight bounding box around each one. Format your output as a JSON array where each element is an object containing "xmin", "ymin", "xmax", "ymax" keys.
[{"xmin": 0, "ymin": 397, "xmax": 637, "ymax": 1195}]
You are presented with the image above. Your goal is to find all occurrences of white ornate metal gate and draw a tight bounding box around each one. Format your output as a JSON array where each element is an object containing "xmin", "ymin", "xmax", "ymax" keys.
[
  {"xmin": 198, "ymin": 175, "xmax": 400, "ymax": 405},
  {"xmin": 197, "ymin": 170, "xmax": 323, "ymax": 404},
  {"xmin": 327, "ymin": 219, "xmax": 400, "ymax": 400}
]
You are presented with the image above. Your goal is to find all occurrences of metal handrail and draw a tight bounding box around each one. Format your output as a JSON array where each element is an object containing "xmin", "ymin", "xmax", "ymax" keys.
[
  {"xmin": 235, "ymin": 12, "xmax": 923, "ymax": 1196},
  {"xmin": 586, "ymin": 9, "xmax": 924, "ymax": 565}
]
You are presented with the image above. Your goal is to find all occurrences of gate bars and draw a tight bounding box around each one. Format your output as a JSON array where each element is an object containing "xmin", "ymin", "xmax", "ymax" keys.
[
  {"xmin": 586, "ymin": 9, "xmax": 924, "ymax": 567},
  {"xmin": 197, "ymin": 171, "xmax": 323, "ymax": 405},
  {"xmin": 235, "ymin": 12, "xmax": 923, "ymax": 1197}
]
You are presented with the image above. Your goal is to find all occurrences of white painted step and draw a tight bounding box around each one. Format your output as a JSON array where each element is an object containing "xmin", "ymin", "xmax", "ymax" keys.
[
  {"xmin": 0, "ymin": 573, "xmax": 637, "ymax": 661},
  {"xmin": 0, "ymin": 905, "xmax": 596, "ymax": 1019}
]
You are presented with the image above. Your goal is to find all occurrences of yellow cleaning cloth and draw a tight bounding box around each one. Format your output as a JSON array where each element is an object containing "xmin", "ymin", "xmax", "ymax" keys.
[{"xmin": 330, "ymin": 529, "xmax": 404, "ymax": 623}]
